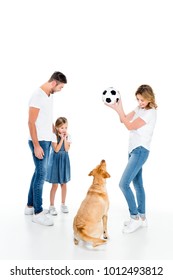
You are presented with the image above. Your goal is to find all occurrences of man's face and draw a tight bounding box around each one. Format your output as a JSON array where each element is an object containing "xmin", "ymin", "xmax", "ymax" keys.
[{"xmin": 51, "ymin": 82, "xmax": 65, "ymax": 93}]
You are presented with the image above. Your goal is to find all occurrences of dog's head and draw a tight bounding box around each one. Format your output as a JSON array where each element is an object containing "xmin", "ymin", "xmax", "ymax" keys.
[{"xmin": 88, "ymin": 159, "xmax": 111, "ymax": 180}]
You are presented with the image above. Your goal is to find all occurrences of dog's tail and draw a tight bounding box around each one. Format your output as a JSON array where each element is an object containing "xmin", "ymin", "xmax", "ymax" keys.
[
  {"xmin": 78, "ymin": 229, "xmax": 107, "ymax": 247},
  {"xmin": 73, "ymin": 220, "xmax": 107, "ymax": 247}
]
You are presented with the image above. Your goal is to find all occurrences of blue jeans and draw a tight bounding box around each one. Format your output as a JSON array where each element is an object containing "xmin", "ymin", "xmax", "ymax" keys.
[
  {"xmin": 27, "ymin": 140, "xmax": 51, "ymax": 214},
  {"xmin": 119, "ymin": 146, "xmax": 149, "ymax": 219}
]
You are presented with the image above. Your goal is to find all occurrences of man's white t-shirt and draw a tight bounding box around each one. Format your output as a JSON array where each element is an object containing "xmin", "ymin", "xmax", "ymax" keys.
[
  {"xmin": 28, "ymin": 88, "xmax": 53, "ymax": 141},
  {"xmin": 128, "ymin": 107, "xmax": 157, "ymax": 153}
]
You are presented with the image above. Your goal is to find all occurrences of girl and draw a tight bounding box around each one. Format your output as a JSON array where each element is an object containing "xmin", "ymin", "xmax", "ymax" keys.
[
  {"xmin": 46, "ymin": 117, "xmax": 71, "ymax": 215},
  {"xmin": 105, "ymin": 84, "xmax": 157, "ymax": 233}
]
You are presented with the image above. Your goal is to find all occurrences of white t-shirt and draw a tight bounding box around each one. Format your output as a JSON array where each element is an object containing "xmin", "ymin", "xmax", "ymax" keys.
[
  {"xmin": 128, "ymin": 107, "xmax": 157, "ymax": 153},
  {"xmin": 28, "ymin": 88, "xmax": 53, "ymax": 141}
]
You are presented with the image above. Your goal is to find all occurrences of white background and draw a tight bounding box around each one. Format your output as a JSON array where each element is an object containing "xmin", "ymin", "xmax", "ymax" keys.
[{"xmin": 0, "ymin": 0, "xmax": 173, "ymax": 278}]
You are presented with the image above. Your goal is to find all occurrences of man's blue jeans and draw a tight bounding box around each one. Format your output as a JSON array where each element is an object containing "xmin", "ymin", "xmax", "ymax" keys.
[
  {"xmin": 27, "ymin": 140, "xmax": 51, "ymax": 214},
  {"xmin": 119, "ymin": 146, "xmax": 149, "ymax": 219}
]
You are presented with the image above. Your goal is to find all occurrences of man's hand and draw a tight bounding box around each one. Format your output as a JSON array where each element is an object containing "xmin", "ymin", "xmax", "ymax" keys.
[{"xmin": 34, "ymin": 145, "xmax": 44, "ymax": 159}]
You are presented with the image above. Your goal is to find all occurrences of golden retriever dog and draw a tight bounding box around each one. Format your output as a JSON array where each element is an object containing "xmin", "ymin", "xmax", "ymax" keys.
[{"xmin": 73, "ymin": 159, "xmax": 110, "ymax": 247}]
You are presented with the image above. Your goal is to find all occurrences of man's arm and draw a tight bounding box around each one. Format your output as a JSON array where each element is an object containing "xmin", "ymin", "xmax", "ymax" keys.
[{"xmin": 28, "ymin": 107, "xmax": 44, "ymax": 159}]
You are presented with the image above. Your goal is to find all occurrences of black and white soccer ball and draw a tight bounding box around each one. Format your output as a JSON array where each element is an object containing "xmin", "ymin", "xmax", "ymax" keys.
[{"xmin": 102, "ymin": 87, "xmax": 120, "ymax": 104}]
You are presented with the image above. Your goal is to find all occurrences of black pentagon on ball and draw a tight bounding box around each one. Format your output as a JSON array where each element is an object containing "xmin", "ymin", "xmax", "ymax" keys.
[
  {"xmin": 106, "ymin": 98, "xmax": 111, "ymax": 103},
  {"xmin": 110, "ymin": 90, "xmax": 116, "ymax": 95},
  {"xmin": 103, "ymin": 90, "xmax": 107, "ymax": 95}
]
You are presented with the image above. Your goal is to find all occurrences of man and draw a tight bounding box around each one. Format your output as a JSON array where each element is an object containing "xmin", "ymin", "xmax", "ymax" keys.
[{"xmin": 25, "ymin": 71, "xmax": 67, "ymax": 226}]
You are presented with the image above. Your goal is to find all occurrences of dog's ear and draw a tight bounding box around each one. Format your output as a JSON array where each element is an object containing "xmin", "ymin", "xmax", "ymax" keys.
[
  {"xmin": 88, "ymin": 170, "xmax": 94, "ymax": 176},
  {"xmin": 103, "ymin": 171, "xmax": 111, "ymax": 178}
]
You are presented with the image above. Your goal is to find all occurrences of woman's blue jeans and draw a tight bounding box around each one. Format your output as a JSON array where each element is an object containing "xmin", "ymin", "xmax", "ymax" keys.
[
  {"xmin": 27, "ymin": 140, "xmax": 51, "ymax": 214},
  {"xmin": 119, "ymin": 146, "xmax": 149, "ymax": 219}
]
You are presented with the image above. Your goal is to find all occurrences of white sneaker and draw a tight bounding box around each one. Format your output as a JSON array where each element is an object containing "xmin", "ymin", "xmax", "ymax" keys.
[
  {"xmin": 24, "ymin": 206, "xmax": 49, "ymax": 215},
  {"xmin": 61, "ymin": 204, "xmax": 69, "ymax": 213},
  {"xmin": 24, "ymin": 206, "xmax": 34, "ymax": 215},
  {"xmin": 123, "ymin": 218, "xmax": 142, "ymax": 233},
  {"xmin": 43, "ymin": 209, "xmax": 49, "ymax": 214},
  {"xmin": 49, "ymin": 206, "xmax": 58, "ymax": 216},
  {"xmin": 32, "ymin": 212, "xmax": 54, "ymax": 226},
  {"xmin": 124, "ymin": 218, "xmax": 148, "ymax": 227}
]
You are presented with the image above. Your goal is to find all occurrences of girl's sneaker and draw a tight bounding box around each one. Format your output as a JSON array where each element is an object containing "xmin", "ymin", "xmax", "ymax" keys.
[
  {"xmin": 61, "ymin": 204, "xmax": 69, "ymax": 213},
  {"xmin": 49, "ymin": 206, "xmax": 58, "ymax": 216}
]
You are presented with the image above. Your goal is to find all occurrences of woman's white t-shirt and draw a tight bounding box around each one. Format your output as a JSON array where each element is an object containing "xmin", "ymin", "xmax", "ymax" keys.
[
  {"xmin": 128, "ymin": 107, "xmax": 157, "ymax": 153},
  {"xmin": 28, "ymin": 88, "xmax": 53, "ymax": 141}
]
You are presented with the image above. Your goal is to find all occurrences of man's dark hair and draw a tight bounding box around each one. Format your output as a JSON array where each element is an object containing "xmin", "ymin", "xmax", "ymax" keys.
[{"xmin": 49, "ymin": 71, "xmax": 67, "ymax": 84}]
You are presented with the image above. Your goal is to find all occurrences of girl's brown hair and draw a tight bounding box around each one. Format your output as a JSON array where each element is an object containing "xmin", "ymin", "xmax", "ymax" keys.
[
  {"xmin": 55, "ymin": 117, "xmax": 68, "ymax": 137},
  {"xmin": 135, "ymin": 84, "xmax": 157, "ymax": 109}
]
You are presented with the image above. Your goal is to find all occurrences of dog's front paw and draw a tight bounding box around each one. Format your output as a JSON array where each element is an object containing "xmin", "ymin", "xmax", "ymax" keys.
[
  {"xmin": 74, "ymin": 237, "xmax": 79, "ymax": 245},
  {"xmin": 103, "ymin": 231, "xmax": 108, "ymax": 239}
]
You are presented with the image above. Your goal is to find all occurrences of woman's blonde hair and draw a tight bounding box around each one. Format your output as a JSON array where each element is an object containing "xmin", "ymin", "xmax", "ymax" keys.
[{"xmin": 135, "ymin": 84, "xmax": 157, "ymax": 109}]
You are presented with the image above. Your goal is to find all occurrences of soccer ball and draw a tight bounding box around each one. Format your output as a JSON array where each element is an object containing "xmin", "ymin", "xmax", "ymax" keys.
[{"xmin": 102, "ymin": 87, "xmax": 120, "ymax": 104}]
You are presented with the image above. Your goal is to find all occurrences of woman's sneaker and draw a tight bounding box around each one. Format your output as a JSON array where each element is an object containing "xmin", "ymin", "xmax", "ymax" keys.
[
  {"xmin": 32, "ymin": 211, "xmax": 54, "ymax": 226},
  {"xmin": 61, "ymin": 204, "xmax": 69, "ymax": 213},
  {"xmin": 49, "ymin": 206, "xmax": 58, "ymax": 216},
  {"xmin": 123, "ymin": 218, "xmax": 142, "ymax": 233},
  {"xmin": 124, "ymin": 218, "xmax": 148, "ymax": 227}
]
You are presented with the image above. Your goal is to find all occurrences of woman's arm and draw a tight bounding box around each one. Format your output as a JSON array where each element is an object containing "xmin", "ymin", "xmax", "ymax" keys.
[
  {"xmin": 119, "ymin": 112, "xmax": 146, "ymax": 130},
  {"xmin": 105, "ymin": 99, "xmax": 146, "ymax": 130}
]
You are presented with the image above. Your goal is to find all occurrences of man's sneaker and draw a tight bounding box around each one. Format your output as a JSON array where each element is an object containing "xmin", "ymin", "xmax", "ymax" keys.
[
  {"xmin": 24, "ymin": 206, "xmax": 49, "ymax": 215},
  {"xmin": 122, "ymin": 218, "xmax": 142, "ymax": 233},
  {"xmin": 49, "ymin": 206, "xmax": 58, "ymax": 216},
  {"xmin": 124, "ymin": 218, "xmax": 148, "ymax": 227},
  {"xmin": 61, "ymin": 204, "xmax": 69, "ymax": 213},
  {"xmin": 43, "ymin": 209, "xmax": 49, "ymax": 214},
  {"xmin": 32, "ymin": 212, "xmax": 54, "ymax": 226},
  {"xmin": 24, "ymin": 206, "xmax": 34, "ymax": 215}
]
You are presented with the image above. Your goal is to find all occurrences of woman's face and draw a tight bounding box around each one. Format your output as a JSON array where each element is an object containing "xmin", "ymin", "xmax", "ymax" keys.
[{"xmin": 136, "ymin": 94, "xmax": 149, "ymax": 109}]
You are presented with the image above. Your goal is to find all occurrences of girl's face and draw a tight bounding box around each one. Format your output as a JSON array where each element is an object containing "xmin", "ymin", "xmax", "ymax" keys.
[
  {"xmin": 136, "ymin": 94, "xmax": 149, "ymax": 109},
  {"xmin": 57, "ymin": 123, "xmax": 68, "ymax": 135}
]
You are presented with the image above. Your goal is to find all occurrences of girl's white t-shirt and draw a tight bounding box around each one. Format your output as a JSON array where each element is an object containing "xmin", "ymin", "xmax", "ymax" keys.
[
  {"xmin": 128, "ymin": 107, "xmax": 157, "ymax": 153},
  {"xmin": 28, "ymin": 88, "xmax": 53, "ymax": 141}
]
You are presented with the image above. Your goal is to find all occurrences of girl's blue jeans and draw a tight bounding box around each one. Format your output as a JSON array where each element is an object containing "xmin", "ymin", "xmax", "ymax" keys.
[
  {"xmin": 119, "ymin": 146, "xmax": 149, "ymax": 219},
  {"xmin": 27, "ymin": 140, "xmax": 51, "ymax": 214}
]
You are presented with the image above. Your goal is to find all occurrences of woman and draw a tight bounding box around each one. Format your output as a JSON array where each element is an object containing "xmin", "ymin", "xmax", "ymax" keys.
[{"xmin": 105, "ymin": 84, "xmax": 157, "ymax": 233}]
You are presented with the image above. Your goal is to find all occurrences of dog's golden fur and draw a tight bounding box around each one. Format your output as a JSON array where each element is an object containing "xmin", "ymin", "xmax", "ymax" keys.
[{"xmin": 73, "ymin": 160, "xmax": 110, "ymax": 247}]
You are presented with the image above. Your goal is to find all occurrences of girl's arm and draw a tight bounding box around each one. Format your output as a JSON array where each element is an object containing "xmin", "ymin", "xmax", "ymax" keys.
[
  {"xmin": 64, "ymin": 136, "xmax": 71, "ymax": 151},
  {"xmin": 52, "ymin": 137, "xmax": 64, "ymax": 153},
  {"xmin": 52, "ymin": 133, "xmax": 70, "ymax": 153}
]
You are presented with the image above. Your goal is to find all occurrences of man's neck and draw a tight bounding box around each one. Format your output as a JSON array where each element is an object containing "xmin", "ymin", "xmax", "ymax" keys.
[{"xmin": 40, "ymin": 83, "xmax": 51, "ymax": 96}]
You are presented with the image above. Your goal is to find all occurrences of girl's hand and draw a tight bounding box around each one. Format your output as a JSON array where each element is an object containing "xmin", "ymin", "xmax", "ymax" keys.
[
  {"xmin": 66, "ymin": 134, "xmax": 72, "ymax": 143},
  {"xmin": 59, "ymin": 133, "xmax": 66, "ymax": 140}
]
